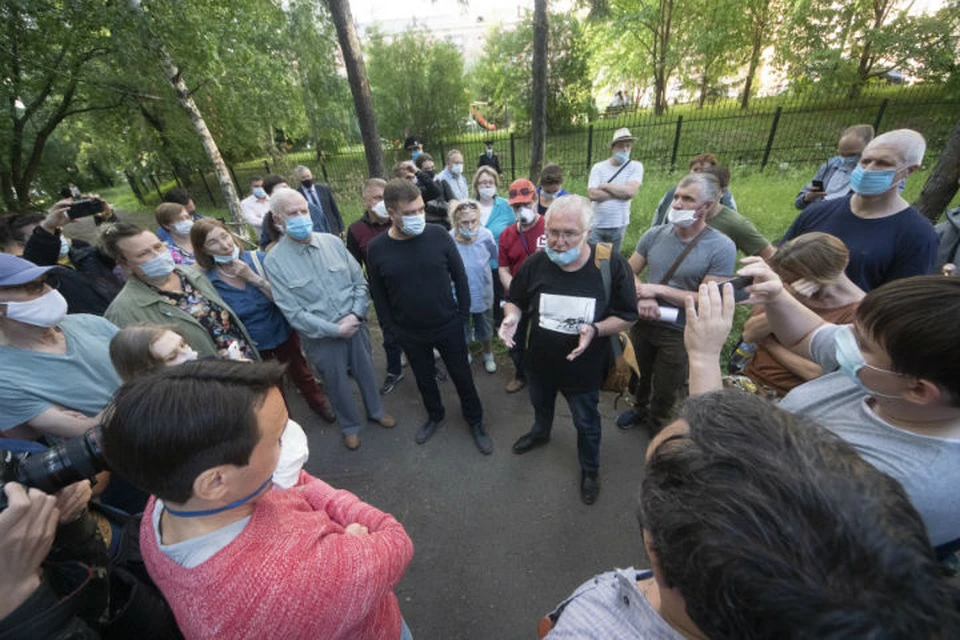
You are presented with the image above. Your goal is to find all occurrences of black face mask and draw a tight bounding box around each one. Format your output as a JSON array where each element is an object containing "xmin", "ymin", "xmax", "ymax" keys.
[
  {"xmin": 301, "ymin": 179, "xmax": 314, "ymax": 189},
  {"xmin": 422, "ymin": 170, "xmax": 435, "ymax": 180}
]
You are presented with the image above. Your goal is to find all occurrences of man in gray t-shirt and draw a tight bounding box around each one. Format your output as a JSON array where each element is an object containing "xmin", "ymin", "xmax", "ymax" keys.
[
  {"xmin": 731, "ymin": 261, "xmax": 960, "ymax": 551},
  {"xmin": 618, "ymin": 173, "xmax": 735, "ymax": 433}
]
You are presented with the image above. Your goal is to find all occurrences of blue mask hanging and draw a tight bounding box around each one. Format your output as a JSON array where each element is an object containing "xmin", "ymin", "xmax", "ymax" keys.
[{"xmin": 164, "ymin": 477, "xmax": 272, "ymax": 518}]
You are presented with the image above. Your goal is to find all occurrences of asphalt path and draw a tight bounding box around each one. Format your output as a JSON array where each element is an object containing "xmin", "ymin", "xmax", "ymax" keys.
[{"xmin": 296, "ymin": 335, "xmax": 654, "ymax": 640}]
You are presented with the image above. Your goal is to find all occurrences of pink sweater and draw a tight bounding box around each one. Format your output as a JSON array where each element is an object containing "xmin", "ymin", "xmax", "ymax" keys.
[{"xmin": 141, "ymin": 472, "xmax": 414, "ymax": 639}]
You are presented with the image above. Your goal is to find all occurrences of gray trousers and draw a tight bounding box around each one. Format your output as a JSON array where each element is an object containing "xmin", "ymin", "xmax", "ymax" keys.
[
  {"xmin": 302, "ymin": 325, "xmax": 383, "ymax": 435},
  {"xmin": 588, "ymin": 225, "xmax": 627, "ymax": 255}
]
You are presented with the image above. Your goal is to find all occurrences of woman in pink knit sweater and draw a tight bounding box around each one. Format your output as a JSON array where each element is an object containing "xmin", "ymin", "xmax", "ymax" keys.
[{"xmin": 100, "ymin": 360, "xmax": 415, "ymax": 639}]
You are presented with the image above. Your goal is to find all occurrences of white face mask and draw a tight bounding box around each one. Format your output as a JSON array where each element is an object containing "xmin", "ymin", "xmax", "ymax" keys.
[
  {"xmin": 172, "ymin": 220, "xmax": 194, "ymax": 235},
  {"xmin": 451, "ymin": 163, "xmax": 464, "ymax": 176},
  {"xmin": 372, "ymin": 200, "xmax": 389, "ymax": 220},
  {"xmin": 517, "ymin": 206, "xmax": 536, "ymax": 225},
  {"xmin": 478, "ymin": 187, "xmax": 496, "ymax": 200},
  {"xmin": 667, "ymin": 207, "xmax": 698, "ymax": 228},
  {"xmin": 3, "ymin": 289, "xmax": 68, "ymax": 327},
  {"xmin": 59, "ymin": 235, "xmax": 70, "ymax": 259},
  {"xmin": 171, "ymin": 348, "xmax": 199, "ymax": 365}
]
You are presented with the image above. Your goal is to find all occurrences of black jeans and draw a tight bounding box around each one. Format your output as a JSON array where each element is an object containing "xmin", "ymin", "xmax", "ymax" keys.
[
  {"xmin": 528, "ymin": 375, "xmax": 602, "ymax": 472},
  {"xmin": 509, "ymin": 312, "xmax": 530, "ymax": 383},
  {"xmin": 382, "ymin": 324, "xmax": 403, "ymax": 377},
  {"xmin": 630, "ymin": 321, "xmax": 688, "ymax": 425},
  {"xmin": 400, "ymin": 322, "xmax": 483, "ymax": 426}
]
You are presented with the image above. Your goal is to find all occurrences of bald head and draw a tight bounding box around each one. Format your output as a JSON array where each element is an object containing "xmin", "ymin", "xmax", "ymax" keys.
[{"xmin": 867, "ymin": 129, "xmax": 926, "ymax": 167}]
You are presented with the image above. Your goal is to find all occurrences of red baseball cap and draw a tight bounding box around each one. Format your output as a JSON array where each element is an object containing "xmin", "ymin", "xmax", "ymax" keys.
[{"xmin": 507, "ymin": 179, "xmax": 536, "ymax": 206}]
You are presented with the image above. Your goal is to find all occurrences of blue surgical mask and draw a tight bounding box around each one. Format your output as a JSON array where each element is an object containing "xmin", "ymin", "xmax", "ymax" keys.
[
  {"xmin": 849, "ymin": 165, "xmax": 897, "ymax": 196},
  {"xmin": 139, "ymin": 250, "xmax": 176, "ymax": 279},
  {"xmin": 412, "ymin": 150, "xmax": 422, "ymax": 160},
  {"xmin": 614, "ymin": 150, "xmax": 630, "ymax": 165},
  {"xmin": 451, "ymin": 163, "xmax": 464, "ymax": 176},
  {"xmin": 840, "ymin": 154, "xmax": 860, "ymax": 166},
  {"xmin": 284, "ymin": 214, "xmax": 314, "ymax": 240},
  {"xmin": 834, "ymin": 325, "xmax": 901, "ymax": 398},
  {"xmin": 214, "ymin": 246, "xmax": 241, "ymax": 264},
  {"xmin": 546, "ymin": 245, "xmax": 580, "ymax": 266},
  {"xmin": 401, "ymin": 214, "xmax": 426, "ymax": 236},
  {"xmin": 58, "ymin": 234, "xmax": 70, "ymax": 259},
  {"xmin": 172, "ymin": 220, "xmax": 194, "ymax": 235},
  {"xmin": 252, "ymin": 187, "xmax": 267, "ymax": 199},
  {"xmin": 458, "ymin": 226, "xmax": 477, "ymax": 239}
]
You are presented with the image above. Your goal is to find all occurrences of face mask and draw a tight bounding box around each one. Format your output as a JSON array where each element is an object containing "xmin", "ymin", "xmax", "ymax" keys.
[
  {"xmin": 849, "ymin": 165, "xmax": 897, "ymax": 196},
  {"xmin": 667, "ymin": 207, "xmax": 698, "ymax": 228},
  {"xmin": 58, "ymin": 235, "xmax": 70, "ymax": 259},
  {"xmin": 422, "ymin": 169, "xmax": 436, "ymax": 180},
  {"xmin": 372, "ymin": 201, "xmax": 389, "ymax": 220},
  {"xmin": 252, "ymin": 187, "xmax": 267, "ymax": 199},
  {"xmin": 833, "ymin": 325, "xmax": 901, "ymax": 398},
  {"xmin": 401, "ymin": 213, "xmax": 426, "ymax": 236},
  {"xmin": 300, "ymin": 179, "xmax": 314, "ymax": 189},
  {"xmin": 540, "ymin": 190, "xmax": 556, "ymax": 203},
  {"xmin": 478, "ymin": 187, "xmax": 496, "ymax": 200},
  {"xmin": 171, "ymin": 348, "xmax": 198, "ymax": 365},
  {"xmin": 517, "ymin": 207, "xmax": 536, "ymax": 225},
  {"xmin": 411, "ymin": 150, "xmax": 422, "ymax": 160},
  {"xmin": 139, "ymin": 250, "xmax": 176, "ymax": 279},
  {"xmin": 840, "ymin": 155, "xmax": 860, "ymax": 166},
  {"xmin": 459, "ymin": 226, "xmax": 477, "ymax": 239},
  {"xmin": 614, "ymin": 150, "xmax": 630, "ymax": 165},
  {"xmin": 285, "ymin": 214, "xmax": 314, "ymax": 240},
  {"xmin": 545, "ymin": 245, "xmax": 580, "ymax": 266},
  {"xmin": 165, "ymin": 477, "xmax": 272, "ymax": 518},
  {"xmin": 3, "ymin": 289, "xmax": 68, "ymax": 327},
  {"xmin": 486, "ymin": 149, "xmax": 493, "ymax": 157},
  {"xmin": 213, "ymin": 245, "xmax": 241, "ymax": 264},
  {"xmin": 273, "ymin": 419, "xmax": 309, "ymax": 489},
  {"xmin": 172, "ymin": 220, "xmax": 194, "ymax": 235},
  {"xmin": 451, "ymin": 163, "xmax": 463, "ymax": 176}
]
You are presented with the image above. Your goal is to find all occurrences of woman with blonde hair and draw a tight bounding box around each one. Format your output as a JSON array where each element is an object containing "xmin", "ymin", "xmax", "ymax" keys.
[
  {"xmin": 472, "ymin": 165, "xmax": 514, "ymax": 325},
  {"xmin": 742, "ymin": 232, "xmax": 864, "ymax": 396}
]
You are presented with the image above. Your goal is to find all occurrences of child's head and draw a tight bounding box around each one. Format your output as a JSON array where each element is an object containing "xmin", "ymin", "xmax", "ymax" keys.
[{"xmin": 109, "ymin": 324, "xmax": 196, "ymax": 382}]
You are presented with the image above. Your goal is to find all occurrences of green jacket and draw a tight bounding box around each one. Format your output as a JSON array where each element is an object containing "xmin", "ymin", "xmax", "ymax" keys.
[{"xmin": 104, "ymin": 266, "xmax": 260, "ymax": 360}]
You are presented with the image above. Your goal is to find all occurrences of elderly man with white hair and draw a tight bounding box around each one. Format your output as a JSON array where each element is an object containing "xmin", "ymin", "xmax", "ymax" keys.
[
  {"xmin": 499, "ymin": 195, "xmax": 638, "ymax": 505},
  {"xmin": 294, "ymin": 164, "xmax": 344, "ymax": 237},
  {"xmin": 263, "ymin": 188, "xmax": 395, "ymax": 451},
  {"xmin": 781, "ymin": 128, "xmax": 938, "ymax": 291}
]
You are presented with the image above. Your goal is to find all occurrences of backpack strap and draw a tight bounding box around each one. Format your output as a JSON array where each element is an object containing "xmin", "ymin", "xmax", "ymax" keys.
[
  {"xmin": 247, "ymin": 250, "xmax": 266, "ymax": 280},
  {"xmin": 593, "ymin": 243, "xmax": 622, "ymax": 359}
]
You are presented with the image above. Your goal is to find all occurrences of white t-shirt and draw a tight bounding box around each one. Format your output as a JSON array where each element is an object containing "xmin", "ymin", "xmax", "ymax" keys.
[
  {"xmin": 588, "ymin": 159, "xmax": 644, "ymax": 229},
  {"xmin": 240, "ymin": 195, "xmax": 270, "ymax": 231}
]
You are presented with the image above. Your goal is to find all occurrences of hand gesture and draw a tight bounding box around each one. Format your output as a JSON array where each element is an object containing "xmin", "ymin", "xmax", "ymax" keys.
[
  {"xmin": 637, "ymin": 298, "xmax": 660, "ymax": 321},
  {"xmin": 0, "ymin": 483, "xmax": 59, "ymax": 619},
  {"xmin": 566, "ymin": 323, "xmax": 597, "ymax": 361},
  {"xmin": 41, "ymin": 199, "xmax": 74, "ymax": 232},
  {"xmin": 217, "ymin": 258, "xmax": 256, "ymax": 282},
  {"xmin": 498, "ymin": 314, "xmax": 519, "ymax": 348},
  {"xmin": 684, "ymin": 281, "xmax": 735, "ymax": 361},
  {"xmin": 738, "ymin": 257, "xmax": 784, "ymax": 305}
]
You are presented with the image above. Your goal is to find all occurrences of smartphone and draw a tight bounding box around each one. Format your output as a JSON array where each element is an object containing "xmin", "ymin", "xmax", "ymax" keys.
[
  {"xmin": 811, "ymin": 179, "xmax": 824, "ymax": 191},
  {"xmin": 718, "ymin": 275, "xmax": 754, "ymax": 303},
  {"xmin": 67, "ymin": 198, "xmax": 104, "ymax": 220}
]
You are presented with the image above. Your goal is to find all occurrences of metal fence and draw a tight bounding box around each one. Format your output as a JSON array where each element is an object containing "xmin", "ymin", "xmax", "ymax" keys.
[{"xmin": 129, "ymin": 85, "xmax": 958, "ymax": 207}]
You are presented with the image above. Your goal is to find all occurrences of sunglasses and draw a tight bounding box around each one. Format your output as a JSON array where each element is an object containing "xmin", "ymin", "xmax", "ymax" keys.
[
  {"xmin": 454, "ymin": 201, "xmax": 480, "ymax": 212},
  {"xmin": 508, "ymin": 187, "xmax": 534, "ymax": 199}
]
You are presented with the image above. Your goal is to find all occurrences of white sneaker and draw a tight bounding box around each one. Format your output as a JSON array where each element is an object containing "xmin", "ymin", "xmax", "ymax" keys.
[
  {"xmin": 483, "ymin": 353, "xmax": 496, "ymax": 374},
  {"xmin": 468, "ymin": 353, "xmax": 473, "ymax": 364}
]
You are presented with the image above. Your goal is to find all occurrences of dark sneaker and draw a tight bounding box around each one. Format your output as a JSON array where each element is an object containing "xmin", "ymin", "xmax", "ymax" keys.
[
  {"xmin": 471, "ymin": 423, "xmax": 493, "ymax": 455},
  {"xmin": 415, "ymin": 419, "xmax": 444, "ymax": 445},
  {"xmin": 380, "ymin": 373, "xmax": 403, "ymax": 395},
  {"xmin": 580, "ymin": 471, "xmax": 600, "ymax": 505},
  {"xmin": 616, "ymin": 407, "xmax": 647, "ymax": 430},
  {"xmin": 512, "ymin": 431, "xmax": 550, "ymax": 454}
]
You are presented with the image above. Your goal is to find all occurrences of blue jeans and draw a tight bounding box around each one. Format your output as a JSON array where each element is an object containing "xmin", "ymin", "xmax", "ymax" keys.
[
  {"xmin": 528, "ymin": 375, "xmax": 602, "ymax": 472},
  {"xmin": 400, "ymin": 618, "xmax": 413, "ymax": 640},
  {"xmin": 588, "ymin": 225, "xmax": 627, "ymax": 256}
]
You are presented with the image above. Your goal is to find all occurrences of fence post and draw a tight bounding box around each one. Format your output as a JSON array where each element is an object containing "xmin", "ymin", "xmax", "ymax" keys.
[
  {"xmin": 438, "ymin": 141, "xmax": 446, "ymax": 165},
  {"xmin": 124, "ymin": 170, "xmax": 145, "ymax": 205},
  {"xmin": 198, "ymin": 170, "xmax": 216, "ymax": 205},
  {"xmin": 319, "ymin": 156, "xmax": 329, "ymax": 183},
  {"xmin": 670, "ymin": 115, "xmax": 684, "ymax": 172},
  {"xmin": 761, "ymin": 106, "xmax": 783, "ymax": 171},
  {"xmin": 586, "ymin": 124, "xmax": 594, "ymax": 173},
  {"xmin": 148, "ymin": 174, "xmax": 162, "ymax": 200},
  {"xmin": 509, "ymin": 133, "xmax": 516, "ymax": 181},
  {"xmin": 873, "ymin": 98, "xmax": 889, "ymax": 133},
  {"xmin": 263, "ymin": 161, "xmax": 271, "ymax": 175}
]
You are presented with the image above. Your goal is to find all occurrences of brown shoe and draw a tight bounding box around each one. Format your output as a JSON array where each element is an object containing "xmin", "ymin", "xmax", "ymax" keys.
[
  {"xmin": 343, "ymin": 434, "xmax": 361, "ymax": 450},
  {"xmin": 312, "ymin": 403, "xmax": 337, "ymax": 424},
  {"xmin": 505, "ymin": 379, "xmax": 527, "ymax": 393},
  {"xmin": 374, "ymin": 413, "xmax": 397, "ymax": 428}
]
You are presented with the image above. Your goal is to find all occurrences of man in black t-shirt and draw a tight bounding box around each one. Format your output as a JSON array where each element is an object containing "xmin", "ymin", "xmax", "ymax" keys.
[{"xmin": 499, "ymin": 195, "xmax": 638, "ymax": 504}]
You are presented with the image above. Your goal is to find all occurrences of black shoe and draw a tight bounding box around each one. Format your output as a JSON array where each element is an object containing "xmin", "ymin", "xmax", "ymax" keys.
[
  {"xmin": 415, "ymin": 419, "xmax": 444, "ymax": 445},
  {"xmin": 581, "ymin": 471, "xmax": 600, "ymax": 505},
  {"xmin": 471, "ymin": 423, "xmax": 493, "ymax": 455},
  {"xmin": 512, "ymin": 431, "xmax": 550, "ymax": 455},
  {"xmin": 380, "ymin": 373, "xmax": 403, "ymax": 395},
  {"xmin": 616, "ymin": 407, "xmax": 648, "ymax": 430},
  {"xmin": 435, "ymin": 366, "xmax": 447, "ymax": 382}
]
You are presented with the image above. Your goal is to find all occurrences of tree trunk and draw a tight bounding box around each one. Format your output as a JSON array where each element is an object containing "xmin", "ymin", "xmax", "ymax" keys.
[
  {"xmin": 698, "ymin": 72, "xmax": 708, "ymax": 109},
  {"xmin": 327, "ymin": 0, "xmax": 385, "ymax": 179},
  {"xmin": 914, "ymin": 117, "xmax": 960, "ymax": 223},
  {"xmin": 529, "ymin": 0, "xmax": 548, "ymax": 184},
  {"xmin": 740, "ymin": 33, "xmax": 763, "ymax": 110}
]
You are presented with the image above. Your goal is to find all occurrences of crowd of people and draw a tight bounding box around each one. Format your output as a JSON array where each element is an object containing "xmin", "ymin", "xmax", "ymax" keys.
[{"xmin": 1, "ymin": 124, "xmax": 959, "ymax": 639}]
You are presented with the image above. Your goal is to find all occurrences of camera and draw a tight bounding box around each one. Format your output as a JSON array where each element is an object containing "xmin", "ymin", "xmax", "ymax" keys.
[{"xmin": 0, "ymin": 427, "xmax": 107, "ymax": 511}]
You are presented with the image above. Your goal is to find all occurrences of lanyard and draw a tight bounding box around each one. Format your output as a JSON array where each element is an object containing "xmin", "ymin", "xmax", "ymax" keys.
[{"xmin": 518, "ymin": 223, "xmax": 533, "ymax": 256}]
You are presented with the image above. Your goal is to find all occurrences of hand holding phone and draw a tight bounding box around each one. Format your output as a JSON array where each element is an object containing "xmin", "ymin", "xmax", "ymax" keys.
[
  {"xmin": 66, "ymin": 198, "xmax": 105, "ymax": 220},
  {"xmin": 811, "ymin": 179, "xmax": 824, "ymax": 192},
  {"xmin": 717, "ymin": 275, "xmax": 754, "ymax": 303}
]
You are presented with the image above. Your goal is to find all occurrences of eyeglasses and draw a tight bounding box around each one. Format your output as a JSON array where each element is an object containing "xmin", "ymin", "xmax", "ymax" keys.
[
  {"xmin": 454, "ymin": 201, "xmax": 480, "ymax": 212},
  {"xmin": 508, "ymin": 187, "xmax": 534, "ymax": 199},
  {"xmin": 545, "ymin": 229, "xmax": 584, "ymax": 242}
]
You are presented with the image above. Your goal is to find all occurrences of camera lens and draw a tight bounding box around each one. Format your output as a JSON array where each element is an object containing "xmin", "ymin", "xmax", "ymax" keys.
[{"xmin": 17, "ymin": 429, "xmax": 107, "ymax": 495}]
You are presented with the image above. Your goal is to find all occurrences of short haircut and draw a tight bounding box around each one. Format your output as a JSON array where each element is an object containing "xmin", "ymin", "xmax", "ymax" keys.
[
  {"xmin": 447, "ymin": 149, "xmax": 462, "ymax": 162},
  {"xmin": 155, "ymin": 202, "xmax": 186, "ymax": 228},
  {"xmin": 391, "ymin": 161, "xmax": 415, "ymax": 179},
  {"xmin": 857, "ymin": 276, "xmax": 960, "ymax": 404},
  {"xmin": 843, "ymin": 124, "xmax": 875, "ymax": 144},
  {"xmin": 414, "ymin": 153, "xmax": 434, "ymax": 170},
  {"xmin": 540, "ymin": 163, "xmax": 564, "ymax": 186},
  {"xmin": 383, "ymin": 178, "xmax": 421, "ymax": 212},
  {"xmin": 99, "ymin": 222, "xmax": 146, "ymax": 262},
  {"xmin": 361, "ymin": 177, "xmax": 387, "ymax": 198},
  {"xmin": 642, "ymin": 390, "xmax": 960, "ymax": 638},
  {"xmin": 162, "ymin": 187, "xmax": 191, "ymax": 206},
  {"xmin": 868, "ymin": 129, "xmax": 926, "ymax": 166},
  {"xmin": 689, "ymin": 153, "xmax": 718, "ymax": 168},
  {"xmin": 699, "ymin": 164, "xmax": 730, "ymax": 190},
  {"xmin": 471, "ymin": 166, "xmax": 500, "ymax": 195},
  {"xmin": 190, "ymin": 218, "xmax": 238, "ymax": 271},
  {"xmin": 678, "ymin": 172, "xmax": 721, "ymax": 205},
  {"xmin": 294, "ymin": 165, "xmax": 310, "ymax": 177},
  {"xmin": 249, "ymin": 175, "xmax": 263, "ymax": 185},
  {"xmin": 268, "ymin": 188, "xmax": 303, "ymax": 216},
  {"xmin": 262, "ymin": 174, "xmax": 287, "ymax": 195},
  {"xmin": 109, "ymin": 323, "xmax": 182, "ymax": 382},
  {"xmin": 770, "ymin": 232, "xmax": 849, "ymax": 286},
  {"xmin": 101, "ymin": 360, "xmax": 286, "ymax": 503},
  {"xmin": 545, "ymin": 194, "xmax": 592, "ymax": 230},
  {"xmin": 4, "ymin": 213, "xmax": 44, "ymax": 243}
]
